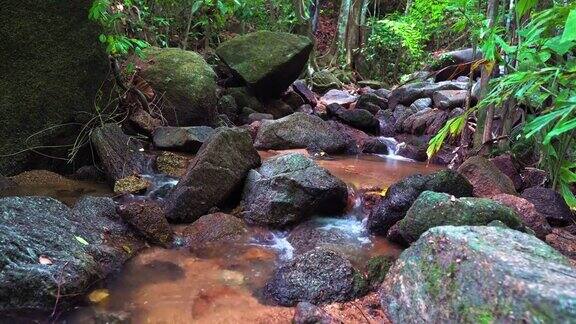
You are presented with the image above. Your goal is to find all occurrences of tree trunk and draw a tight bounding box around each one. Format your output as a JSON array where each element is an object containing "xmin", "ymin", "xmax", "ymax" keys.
[{"xmin": 182, "ymin": 6, "xmax": 194, "ymax": 50}]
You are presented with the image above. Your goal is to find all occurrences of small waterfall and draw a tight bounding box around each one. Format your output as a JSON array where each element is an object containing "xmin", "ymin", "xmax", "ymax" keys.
[{"xmin": 375, "ymin": 136, "xmax": 414, "ymax": 162}]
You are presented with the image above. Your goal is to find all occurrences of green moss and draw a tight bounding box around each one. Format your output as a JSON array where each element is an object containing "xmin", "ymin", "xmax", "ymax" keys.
[
  {"xmin": 366, "ymin": 256, "xmax": 394, "ymax": 289},
  {"xmin": 351, "ymin": 269, "xmax": 368, "ymax": 297},
  {"xmin": 311, "ymin": 70, "xmax": 343, "ymax": 93},
  {"xmin": 0, "ymin": 0, "xmax": 109, "ymax": 175}
]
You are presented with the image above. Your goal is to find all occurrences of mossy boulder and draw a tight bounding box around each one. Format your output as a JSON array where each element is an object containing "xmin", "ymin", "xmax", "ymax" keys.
[
  {"xmin": 0, "ymin": 0, "xmax": 109, "ymax": 175},
  {"xmin": 216, "ymin": 31, "xmax": 313, "ymax": 98},
  {"xmin": 381, "ymin": 226, "xmax": 576, "ymax": 323},
  {"xmin": 141, "ymin": 47, "xmax": 218, "ymax": 126},
  {"xmin": 311, "ymin": 70, "xmax": 343, "ymax": 93},
  {"xmin": 398, "ymin": 191, "xmax": 523, "ymax": 242}
]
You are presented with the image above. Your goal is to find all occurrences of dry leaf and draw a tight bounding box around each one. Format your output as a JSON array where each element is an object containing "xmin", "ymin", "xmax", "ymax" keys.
[{"xmin": 88, "ymin": 289, "xmax": 110, "ymax": 304}]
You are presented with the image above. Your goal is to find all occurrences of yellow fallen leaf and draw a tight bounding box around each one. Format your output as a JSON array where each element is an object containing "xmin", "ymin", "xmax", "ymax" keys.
[
  {"xmin": 379, "ymin": 188, "xmax": 388, "ymax": 196},
  {"xmin": 88, "ymin": 289, "xmax": 110, "ymax": 304}
]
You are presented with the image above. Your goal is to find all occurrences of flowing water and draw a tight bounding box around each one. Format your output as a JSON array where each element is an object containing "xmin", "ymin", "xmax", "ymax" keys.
[{"xmin": 1, "ymin": 151, "xmax": 442, "ymax": 323}]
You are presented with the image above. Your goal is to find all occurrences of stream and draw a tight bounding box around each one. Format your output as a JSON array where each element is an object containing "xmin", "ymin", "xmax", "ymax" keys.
[{"xmin": 2, "ymin": 147, "xmax": 442, "ymax": 323}]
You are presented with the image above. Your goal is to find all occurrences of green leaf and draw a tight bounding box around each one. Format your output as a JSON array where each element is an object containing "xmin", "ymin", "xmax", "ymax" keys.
[
  {"xmin": 191, "ymin": 0, "xmax": 203, "ymax": 15},
  {"xmin": 562, "ymin": 9, "xmax": 576, "ymax": 43},
  {"xmin": 75, "ymin": 236, "xmax": 89, "ymax": 246},
  {"xmin": 516, "ymin": 0, "xmax": 537, "ymax": 20},
  {"xmin": 98, "ymin": 34, "xmax": 107, "ymax": 43}
]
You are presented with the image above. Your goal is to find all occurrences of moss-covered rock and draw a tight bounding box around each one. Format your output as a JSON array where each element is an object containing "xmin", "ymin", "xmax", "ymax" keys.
[
  {"xmin": 216, "ymin": 31, "xmax": 313, "ymax": 98},
  {"xmin": 311, "ymin": 70, "xmax": 343, "ymax": 93},
  {"xmin": 0, "ymin": 0, "xmax": 109, "ymax": 175},
  {"xmin": 141, "ymin": 47, "xmax": 218, "ymax": 127},
  {"xmin": 365, "ymin": 256, "xmax": 394, "ymax": 290},
  {"xmin": 398, "ymin": 191, "xmax": 523, "ymax": 242},
  {"xmin": 381, "ymin": 226, "xmax": 576, "ymax": 323}
]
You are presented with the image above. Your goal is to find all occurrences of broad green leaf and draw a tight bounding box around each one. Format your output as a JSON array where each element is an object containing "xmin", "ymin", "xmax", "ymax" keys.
[
  {"xmin": 562, "ymin": 9, "xmax": 576, "ymax": 42},
  {"xmin": 516, "ymin": 0, "xmax": 537, "ymax": 20},
  {"xmin": 75, "ymin": 236, "xmax": 89, "ymax": 245}
]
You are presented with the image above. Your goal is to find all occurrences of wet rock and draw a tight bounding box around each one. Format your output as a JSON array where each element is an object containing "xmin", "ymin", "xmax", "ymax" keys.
[
  {"xmin": 395, "ymin": 135, "xmax": 428, "ymax": 162},
  {"xmin": 431, "ymin": 48, "xmax": 481, "ymax": 70},
  {"xmin": 254, "ymin": 113, "xmax": 349, "ymax": 154},
  {"xmin": 216, "ymin": 31, "xmax": 313, "ymax": 98},
  {"xmin": 457, "ymin": 156, "xmax": 516, "ymax": 197},
  {"xmin": 113, "ymin": 175, "xmax": 150, "ymax": 194},
  {"xmin": 70, "ymin": 165, "xmax": 105, "ymax": 182},
  {"xmin": 402, "ymin": 108, "xmax": 446, "ymax": 135},
  {"xmin": 320, "ymin": 89, "xmax": 358, "ymax": 106},
  {"xmin": 225, "ymin": 87, "xmax": 264, "ymax": 113},
  {"xmin": 388, "ymin": 81, "xmax": 468, "ymax": 110},
  {"xmin": 521, "ymin": 187, "xmax": 574, "ymax": 226},
  {"xmin": 265, "ymin": 248, "xmax": 367, "ymax": 306},
  {"xmin": 432, "ymin": 90, "xmax": 469, "ymax": 110},
  {"xmin": 128, "ymin": 107, "xmax": 162, "ymax": 135},
  {"xmin": 490, "ymin": 154, "xmax": 522, "ymax": 191},
  {"xmin": 360, "ymin": 137, "xmax": 389, "ymax": 155},
  {"xmin": 312, "ymin": 70, "xmax": 343, "ymax": 93},
  {"xmin": 242, "ymin": 153, "xmax": 347, "ymax": 228},
  {"xmin": 293, "ymin": 302, "xmax": 334, "ymax": 324},
  {"xmin": 327, "ymin": 104, "xmax": 379, "ymax": 134},
  {"xmin": 0, "ymin": 196, "xmax": 141, "ymax": 314},
  {"xmin": 546, "ymin": 228, "xmax": 576, "ymax": 260},
  {"xmin": 90, "ymin": 124, "xmax": 147, "ymax": 183},
  {"xmin": 425, "ymin": 110, "xmax": 450, "ymax": 135},
  {"xmin": 297, "ymin": 104, "xmax": 315, "ymax": 114},
  {"xmin": 326, "ymin": 121, "xmax": 369, "ymax": 154},
  {"xmin": 386, "ymin": 224, "xmax": 409, "ymax": 246},
  {"xmin": 155, "ymin": 151, "xmax": 189, "ymax": 178},
  {"xmin": 520, "ymin": 167, "xmax": 548, "ymax": 189},
  {"xmin": 142, "ymin": 47, "xmax": 218, "ymax": 126},
  {"xmin": 381, "ymin": 226, "xmax": 576, "ymax": 323},
  {"xmin": 262, "ymin": 99, "xmax": 294, "ymax": 119},
  {"xmin": 283, "ymin": 89, "xmax": 306, "ymax": 110},
  {"xmin": 409, "ymin": 97, "xmax": 432, "ymax": 111},
  {"xmin": 398, "ymin": 191, "xmax": 522, "ymax": 242},
  {"xmin": 356, "ymin": 93, "xmax": 388, "ymax": 114},
  {"xmin": 391, "ymin": 105, "xmax": 417, "ymax": 133},
  {"xmin": 365, "ymin": 256, "xmax": 393, "ymax": 290},
  {"xmin": 368, "ymin": 170, "xmax": 473, "ymax": 236},
  {"xmin": 153, "ymin": 126, "xmax": 215, "ymax": 153},
  {"xmin": 293, "ymin": 80, "xmax": 318, "ymax": 106},
  {"xmin": 164, "ymin": 127, "xmax": 261, "ymax": 222},
  {"xmin": 375, "ymin": 109, "xmax": 395, "ymax": 137},
  {"xmin": 491, "ymin": 194, "xmax": 551, "ymax": 239},
  {"xmin": 117, "ymin": 200, "xmax": 173, "ymax": 248},
  {"xmin": 217, "ymin": 95, "xmax": 240, "ymax": 122},
  {"xmin": 180, "ymin": 212, "xmax": 247, "ymax": 248}
]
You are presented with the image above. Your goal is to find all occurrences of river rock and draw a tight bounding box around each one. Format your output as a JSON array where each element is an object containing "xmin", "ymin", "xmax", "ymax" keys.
[
  {"xmin": 90, "ymin": 124, "xmax": 147, "ymax": 183},
  {"xmin": 292, "ymin": 80, "xmax": 318, "ymax": 106},
  {"xmin": 311, "ymin": 70, "xmax": 343, "ymax": 93},
  {"xmin": 0, "ymin": 196, "xmax": 142, "ymax": 314},
  {"xmin": 388, "ymin": 81, "xmax": 468, "ymax": 110},
  {"xmin": 0, "ymin": 0, "xmax": 109, "ymax": 175},
  {"xmin": 262, "ymin": 99, "xmax": 294, "ymax": 119},
  {"xmin": 491, "ymin": 193, "xmax": 551, "ymax": 239},
  {"xmin": 402, "ymin": 108, "xmax": 447, "ymax": 136},
  {"xmin": 432, "ymin": 48, "xmax": 481, "ymax": 70},
  {"xmin": 141, "ymin": 47, "xmax": 218, "ymax": 126},
  {"xmin": 368, "ymin": 170, "xmax": 473, "ymax": 236},
  {"xmin": 520, "ymin": 167, "xmax": 548, "ymax": 189},
  {"xmin": 457, "ymin": 156, "xmax": 517, "ymax": 197},
  {"xmin": 152, "ymin": 126, "xmax": 215, "ymax": 152},
  {"xmin": 254, "ymin": 113, "xmax": 349, "ymax": 153},
  {"xmin": 217, "ymin": 95, "xmax": 240, "ymax": 122},
  {"xmin": 326, "ymin": 121, "xmax": 369, "ymax": 154},
  {"xmin": 216, "ymin": 31, "xmax": 313, "ymax": 98},
  {"xmin": 0, "ymin": 177, "xmax": 16, "ymax": 191},
  {"xmin": 155, "ymin": 151, "xmax": 189, "ymax": 177},
  {"xmin": 381, "ymin": 226, "xmax": 576, "ymax": 323},
  {"xmin": 320, "ymin": 89, "xmax": 358, "ymax": 106},
  {"xmin": 264, "ymin": 248, "xmax": 367, "ymax": 306},
  {"xmin": 365, "ymin": 256, "xmax": 394, "ymax": 290},
  {"xmin": 409, "ymin": 97, "xmax": 432, "ymax": 111},
  {"xmin": 356, "ymin": 93, "xmax": 388, "ymax": 114},
  {"xmin": 180, "ymin": 213, "xmax": 248, "ymax": 248},
  {"xmin": 398, "ymin": 191, "xmax": 522, "ymax": 242},
  {"xmin": 432, "ymin": 90, "xmax": 468, "ymax": 110},
  {"xmin": 117, "ymin": 200, "xmax": 173, "ymax": 248},
  {"xmin": 360, "ymin": 137, "xmax": 390, "ymax": 154},
  {"xmin": 546, "ymin": 228, "xmax": 576, "ymax": 260},
  {"xmin": 113, "ymin": 175, "xmax": 150, "ymax": 194},
  {"xmin": 489, "ymin": 154, "xmax": 522, "ymax": 190},
  {"xmin": 293, "ymin": 302, "xmax": 334, "ymax": 324},
  {"xmin": 327, "ymin": 105, "xmax": 379, "ymax": 134},
  {"xmin": 241, "ymin": 154, "xmax": 347, "ymax": 228},
  {"xmin": 521, "ymin": 187, "xmax": 574, "ymax": 226},
  {"xmin": 164, "ymin": 127, "xmax": 261, "ymax": 222}
]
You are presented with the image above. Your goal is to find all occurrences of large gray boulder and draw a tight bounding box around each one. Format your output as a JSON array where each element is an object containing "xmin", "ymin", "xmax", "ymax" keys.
[
  {"xmin": 0, "ymin": 196, "xmax": 142, "ymax": 314},
  {"xmin": 381, "ymin": 226, "xmax": 576, "ymax": 323},
  {"xmin": 163, "ymin": 128, "xmax": 261, "ymax": 222},
  {"xmin": 254, "ymin": 113, "xmax": 349, "ymax": 153},
  {"xmin": 216, "ymin": 31, "xmax": 313, "ymax": 98},
  {"xmin": 241, "ymin": 153, "xmax": 347, "ymax": 228},
  {"xmin": 265, "ymin": 248, "xmax": 367, "ymax": 306},
  {"xmin": 397, "ymin": 191, "xmax": 523, "ymax": 242}
]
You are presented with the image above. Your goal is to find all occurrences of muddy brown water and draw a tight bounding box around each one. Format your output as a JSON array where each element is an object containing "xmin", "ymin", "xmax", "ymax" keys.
[{"xmin": 2, "ymin": 152, "xmax": 442, "ymax": 323}]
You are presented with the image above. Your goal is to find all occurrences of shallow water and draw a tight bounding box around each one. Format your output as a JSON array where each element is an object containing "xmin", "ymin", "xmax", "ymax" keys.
[{"xmin": 2, "ymin": 153, "xmax": 442, "ymax": 323}]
